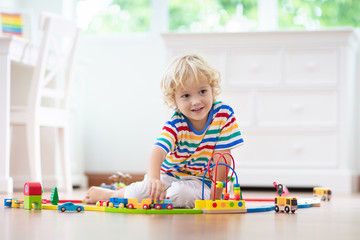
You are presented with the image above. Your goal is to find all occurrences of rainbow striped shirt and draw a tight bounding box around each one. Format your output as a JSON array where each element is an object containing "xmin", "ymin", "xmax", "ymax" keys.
[{"xmin": 155, "ymin": 101, "xmax": 244, "ymax": 187}]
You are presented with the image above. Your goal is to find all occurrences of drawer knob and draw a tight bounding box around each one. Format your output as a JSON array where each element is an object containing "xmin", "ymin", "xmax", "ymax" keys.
[
  {"xmin": 306, "ymin": 62, "xmax": 318, "ymax": 71},
  {"xmin": 291, "ymin": 104, "xmax": 303, "ymax": 112},
  {"xmin": 251, "ymin": 63, "xmax": 262, "ymax": 72},
  {"xmin": 292, "ymin": 145, "xmax": 303, "ymax": 153}
]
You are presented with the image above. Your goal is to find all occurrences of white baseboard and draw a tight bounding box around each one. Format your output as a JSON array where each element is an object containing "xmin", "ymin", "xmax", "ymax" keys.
[
  {"xmin": 12, "ymin": 173, "xmax": 88, "ymax": 191},
  {"xmin": 238, "ymin": 168, "xmax": 359, "ymax": 194}
]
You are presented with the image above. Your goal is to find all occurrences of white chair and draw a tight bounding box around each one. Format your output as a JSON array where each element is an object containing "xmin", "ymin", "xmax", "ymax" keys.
[{"xmin": 10, "ymin": 12, "xmax": 80, "ymax": 191}]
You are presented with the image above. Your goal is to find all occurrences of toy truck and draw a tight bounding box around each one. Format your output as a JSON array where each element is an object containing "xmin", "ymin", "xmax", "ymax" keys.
[{"xmin": 274, "ymin": 196, "xmax": 297, "ymax": 213}]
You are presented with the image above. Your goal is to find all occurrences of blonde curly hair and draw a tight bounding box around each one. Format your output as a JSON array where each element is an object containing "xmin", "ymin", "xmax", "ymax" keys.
[{"xmin": 160, "ymin": 54, "xmax": 221, "ymax": 108}]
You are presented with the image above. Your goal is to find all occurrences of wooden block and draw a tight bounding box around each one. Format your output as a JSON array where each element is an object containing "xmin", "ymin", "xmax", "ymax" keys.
[
  {"xmin": 84, "ymin": 206, "xmax": 105, "ymax": 212},
  {"xmin": 42, "ymin": 205, "xmax": 58, "ymax": 210}
]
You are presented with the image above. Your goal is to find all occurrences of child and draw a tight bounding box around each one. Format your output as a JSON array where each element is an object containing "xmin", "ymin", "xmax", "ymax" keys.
[{"xmin": 84, "ymin": 54, "xmax": 244, "ymax": 208}]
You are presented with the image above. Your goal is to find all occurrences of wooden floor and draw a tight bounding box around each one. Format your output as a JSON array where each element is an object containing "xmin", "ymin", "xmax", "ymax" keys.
[{"xmin": 1, "ymin": 189, "xmax": 359, "ymax": 240}]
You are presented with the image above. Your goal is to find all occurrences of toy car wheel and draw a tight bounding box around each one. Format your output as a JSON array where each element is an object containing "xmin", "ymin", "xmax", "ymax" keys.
[
  {"xmin": 166, "ymin": 205, "xmax": 173, "ymax": 210},
  {"xmin": 128, "ymin": 204, "xmax": 134, "ymax": 209},
  {"xmin": 96, "ymin": 201, "xmax": 100, "ymax": 207},
  {"xmin": 285, "ymin": 206, "xmax": 290, "ymax": 213},
  {"xmin": 109, "ymin": 202, "xmax": 114, "ymax": 208},
  {"xmin": 61, "ymin": 207, "xmax": 66, "ymax": 212},
  {"xmin": 77, "ymin": 207, "xmax": 82, "ymax": 212},
  {"xmin": 143, "ymin": 204, "xmax": 149, "ymax": 209},
  {"xmin": 155, "ymin": 204, "xmax": 162, "ymax": 210},
  {"xmin": 119, "ymin": 203, "xmax": 125, "ymax": 209},
  {"xmin": 291, "ymin": 210, "xmax": 296, "ymax": 213},
  {"xmin": 275, "ymin": 206, "xmax": 279, "ymax": 212}
]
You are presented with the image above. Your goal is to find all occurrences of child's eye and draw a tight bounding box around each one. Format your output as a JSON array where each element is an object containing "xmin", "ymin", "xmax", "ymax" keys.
[
  {"xmin": 200, "ymin": 90, "xmax": 207, "ymax": 94},
  {"xmin": 181, "ymin": 94, "xmax": 190, "ymax": 98}
]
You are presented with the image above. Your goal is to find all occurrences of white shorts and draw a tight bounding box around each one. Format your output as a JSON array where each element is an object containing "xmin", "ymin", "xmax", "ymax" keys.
[{"xmin": 124, "ymin": 174, "xmax": 211, "ymax": 208}]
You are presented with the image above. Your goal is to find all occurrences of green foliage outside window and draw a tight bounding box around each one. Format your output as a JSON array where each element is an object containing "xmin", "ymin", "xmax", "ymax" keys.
[
  {"xmin": 83, "ymin": 0, "xmax": 151, "ymax": 33},
  {"xmin": 169, "ymin": 0, "xmax": 258, "ymax": 31},
  {"xmin": 80, "ymin": 0, "xmax": 360, "ymax": 33},
  {"xmin": 279, "ymin": 0, "xmax": 360, "ymax": 29}
]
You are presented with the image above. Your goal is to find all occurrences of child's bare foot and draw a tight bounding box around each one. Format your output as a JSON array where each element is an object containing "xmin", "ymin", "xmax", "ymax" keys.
[{"xmin": 83, "ymin": 186, "xmax": 115, "ymax": 204}]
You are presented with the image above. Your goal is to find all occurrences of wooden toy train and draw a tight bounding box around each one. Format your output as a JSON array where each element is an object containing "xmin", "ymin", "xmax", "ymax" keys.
[{"xmin": 97, "ymin": 197, "xmax": 173, "ymax": 210}]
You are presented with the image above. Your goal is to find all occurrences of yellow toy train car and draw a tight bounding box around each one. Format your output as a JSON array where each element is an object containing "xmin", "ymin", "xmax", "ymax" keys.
[
  {"xmin": 313, "ymin": 187, "xmax": 332, "ymax": 201},
  {"xmin": 274, "ymin": 196, "xmax": 297, "ymax": 213}
]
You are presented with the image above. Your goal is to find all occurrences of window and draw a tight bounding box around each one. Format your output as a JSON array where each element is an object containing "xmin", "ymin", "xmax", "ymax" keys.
[
  {"xmin": 169, "ymin": 0, "xmax": 257, "ymax": 32},
  {"xmin": 76, "ymin": 0, "xmax": 360, "ymax": 34},
  {"xmin": 279, "ymin": 0, "xmax": 360, "ymax": 29},
  {"xmin": 76, "ymin": 0, "xmax": 151, "ymax": 33}
]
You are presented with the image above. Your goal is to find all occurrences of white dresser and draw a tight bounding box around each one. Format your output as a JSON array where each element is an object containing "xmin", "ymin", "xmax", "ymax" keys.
[{"xmin": 162, "ymin": 30, "xmax": 359, "ymax": 193}]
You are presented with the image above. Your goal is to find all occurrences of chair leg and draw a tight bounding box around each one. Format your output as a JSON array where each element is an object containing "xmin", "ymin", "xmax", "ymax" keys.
[
  {"xmin": 58, "ymin": 127, "xmax": 72, "ymax": 192},
  {"xmin": 26, "ymin": 123, "xmax": 42, "ymax": 184}
]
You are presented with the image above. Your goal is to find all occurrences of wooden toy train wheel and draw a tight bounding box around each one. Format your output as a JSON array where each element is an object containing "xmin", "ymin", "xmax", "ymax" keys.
[
  {"xmin": 285, "ymin": 206, "xmax": 290, "ymax": 213},
  {"xmin": 77, "ymin": 207, "xmax": 82, "ymax": 212},
  {"xmin": 275, "ymin": 206, "xmax": 279, "ymax": 212},
  {"xmin": 61, "ymin": 207, "xmax": 66, "ymax": 212}
]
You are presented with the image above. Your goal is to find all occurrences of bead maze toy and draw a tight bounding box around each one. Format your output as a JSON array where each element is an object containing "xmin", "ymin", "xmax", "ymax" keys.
[{"xmin": 195, "ymin": 152, "xmax": 246, "ymax": 214}]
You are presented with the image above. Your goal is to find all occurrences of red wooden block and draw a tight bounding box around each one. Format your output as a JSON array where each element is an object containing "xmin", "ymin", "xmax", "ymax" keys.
[{"xmin": 24, "ymin": 182, "xmax": 42, "ymax": 196}]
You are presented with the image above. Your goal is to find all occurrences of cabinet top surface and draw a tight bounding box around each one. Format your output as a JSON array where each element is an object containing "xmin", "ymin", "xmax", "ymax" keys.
[{"xmin": 162, "ymin": 28, "xmax": 360, "ymax": 45}]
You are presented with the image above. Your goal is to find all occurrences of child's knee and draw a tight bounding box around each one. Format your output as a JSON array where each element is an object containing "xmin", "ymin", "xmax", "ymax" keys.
[
  {"xmin": 123, "ymin": 181, "xmax": 149, "ymax": 201},
  {"xmin": 167, "ymin": 184, "xmax": 198, "ymax": 208}
]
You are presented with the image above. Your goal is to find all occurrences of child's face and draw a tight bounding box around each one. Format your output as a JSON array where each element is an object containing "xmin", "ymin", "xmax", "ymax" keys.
[{"xmin": 174, "ymin": 78, "xmax": 213, "ymax": 131}]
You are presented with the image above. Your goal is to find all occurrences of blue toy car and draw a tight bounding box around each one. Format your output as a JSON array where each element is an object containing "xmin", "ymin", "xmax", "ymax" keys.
[{"xmin": 58, "ymin": 202, "xmax": 84, "ymax": 212}]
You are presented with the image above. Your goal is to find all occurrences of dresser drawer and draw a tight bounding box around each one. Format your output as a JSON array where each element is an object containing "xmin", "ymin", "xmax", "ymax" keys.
[
  {"xmin": 234, "ymin": 131, "xmax": 338, "ymax": 168},
  {"xmin": 227, "ymin": 50, "xmax": 281, "ymax": 85},
  {"xmin": 284, "ymin": 48, "xmax": 338, "ymax": 85},
  {"xmin": 257, "ymin": 90, "xmax": 338, "ymax": 126},
  {"xmin": 221, "ymin": 91, "xmax": 253, "ymax": 127}
]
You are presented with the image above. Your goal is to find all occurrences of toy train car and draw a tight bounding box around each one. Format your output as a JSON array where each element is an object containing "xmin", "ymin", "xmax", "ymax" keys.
[
  {"xmin": 96, "ymin": 197, "xmax": 173, "ymax": 210},
  {"xmin": 274, "ymin": 196, "xmax": 297, "ymax": 213},
  {"xmin": 313, "ymin": 187, "xmax": 332, "ymax": 201}
]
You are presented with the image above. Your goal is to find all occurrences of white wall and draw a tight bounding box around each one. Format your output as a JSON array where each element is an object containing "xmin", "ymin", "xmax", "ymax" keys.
[{"xmin": 77, "ymin": 34, "xmax": 168, "ymax": 174}]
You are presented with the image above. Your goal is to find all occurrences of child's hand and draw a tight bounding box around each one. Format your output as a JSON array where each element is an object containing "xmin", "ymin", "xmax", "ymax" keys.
[{"xmin": 148, "ymin": 177, "xmax": 166, "ymax": 202}]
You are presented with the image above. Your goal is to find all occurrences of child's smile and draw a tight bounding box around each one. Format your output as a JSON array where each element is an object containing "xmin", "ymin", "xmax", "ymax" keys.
[{"xmin": 191, "ymin": 107, "xmax": 205, "ymax": 113}]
